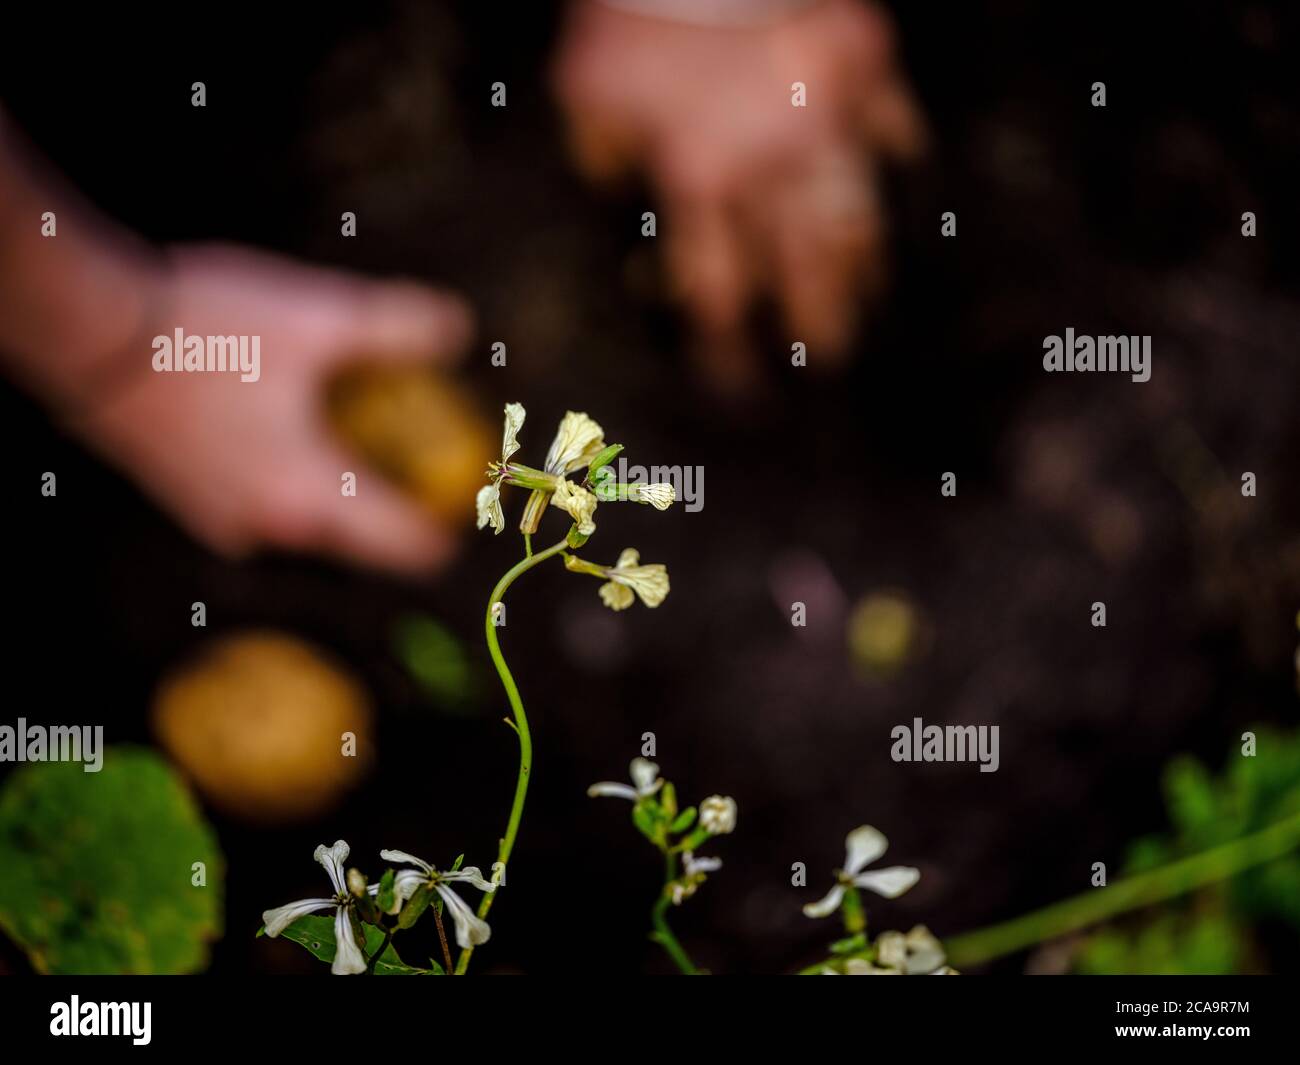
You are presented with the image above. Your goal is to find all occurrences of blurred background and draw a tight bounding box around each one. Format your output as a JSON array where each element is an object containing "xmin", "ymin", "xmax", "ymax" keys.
[{"xmin": 1, "ymin": 1, "xmax": 1299, "ymax": 974}]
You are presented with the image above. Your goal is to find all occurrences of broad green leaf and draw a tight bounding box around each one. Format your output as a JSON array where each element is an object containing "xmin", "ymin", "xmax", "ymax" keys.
[
  {"xmin": 0, "ymin": 746, "xmax": 223, "ymax": 974},
  {"xmin": 276, "ymin": 914, "xmax": 442, "ymax": 974}
]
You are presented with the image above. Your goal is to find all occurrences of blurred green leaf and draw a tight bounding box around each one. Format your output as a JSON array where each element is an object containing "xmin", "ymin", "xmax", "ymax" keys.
[
  {"xmin": 1080, "ymin": 727, "xmax": 1300, "ymax": 973},
  {"xmin": 0, "ymin": 746, "xmax": 223, "ymax": 974},
  {"xmin": 392, "ymin": 614, "xmax": 475, "ymax": 713}
]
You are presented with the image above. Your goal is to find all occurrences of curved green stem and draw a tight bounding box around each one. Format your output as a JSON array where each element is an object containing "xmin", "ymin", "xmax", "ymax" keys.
[
  {"xmin": 651, "ymin": 852, "xmax": 700, "ymax": 975},
  {"xmin": 454, "ymin": 537, "xmax": 569, "ymax": 975}
]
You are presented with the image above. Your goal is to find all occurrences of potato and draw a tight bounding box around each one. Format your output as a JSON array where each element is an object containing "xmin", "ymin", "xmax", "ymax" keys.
[
  {"xmin": 326, "ymin": 363, "xmax": 494, "ymax": 525},
  {"xmin": 152, "ymin": 632, "xmax": 372, "ymax": 822}
]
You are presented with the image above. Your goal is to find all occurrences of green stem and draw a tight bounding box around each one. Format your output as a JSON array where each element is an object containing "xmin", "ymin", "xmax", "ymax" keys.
[
  {"xmin": 454, "ymin": 537, "xmax": 569, "ymax": 976},
  {"xmin": 651, "ymin": 852, "xmax": 700, "ymax": 975},
  {"xmin": 944, "ymin": 809, "xmax": 1300, "ymax": 968},
  {"xmin": 366, "ymin": 925, "xmax": 394, "ymax": 975}
]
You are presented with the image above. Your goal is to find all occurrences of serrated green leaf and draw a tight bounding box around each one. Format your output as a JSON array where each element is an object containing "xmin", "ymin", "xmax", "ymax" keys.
[{"xmin": 0, "ymin": 747, "xmax": 223, "ymax": 974}]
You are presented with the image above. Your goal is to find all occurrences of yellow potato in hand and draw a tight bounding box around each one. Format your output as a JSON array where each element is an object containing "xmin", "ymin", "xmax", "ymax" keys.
[{"xmin": 327, "ymin": 363, "xmax": 494, "ymax": 526}]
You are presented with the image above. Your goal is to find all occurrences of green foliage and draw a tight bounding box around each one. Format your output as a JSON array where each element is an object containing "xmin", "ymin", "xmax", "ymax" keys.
[
  {"xmin": 0, "ymin": 747, "xmax": 223, "ymax": 974},
  {"xmin": 1077, "ymin": 907, "xmax": 1244, "ymax": 975},
  {"xmin": 392, "ymin": 614, "xmax": 476, "ymax": 713},
  {"xmin": 274, "ymin": 914, "xmax": 443, "ymax": 975},
  {"xmin": 1077, "ymin": 727, "xmax": 1300, "ymax": 973}
]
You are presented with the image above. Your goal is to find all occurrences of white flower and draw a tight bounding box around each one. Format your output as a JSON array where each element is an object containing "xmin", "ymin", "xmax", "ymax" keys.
[
  {"xmin": 670, "ymin": 850, "xmax": 724, "ymax": 905},
  {"xmin": 699, "ymin": 795, "xmax": 738, "ymax": 835},
  {"xmin": 874, "ymin": 925, "xmax": 949, "ymax": 975},
  {"xmin": 373, "ymin": 849, "xmax": 497, "ymax": 950},
  {"xmin": 551, "ymin": 478, "xmax": 598, "ymax": 536},
  {"xmin": 803, "ymin": 825, "xmax": 920, "ymax": 919},
  {"xmin": 476, "ymin": 402, "xmax": 527, "ymax": 534},
  {"xmin": 587, "ymin": 757, "xmax": 663, "ymax": 801},
  {"xmin": 544, "ymin": 411, "xmax": 605, "ymax": 475},
  {"xmin": 626, "ymin": 482, "xmax": 675, "ymax": 510},
  {"xmin": 598, "ymin": 548, "xmax": 670, "ymax": 610},
  {"xmin": 838, "ymin": 958, "xmax": 901, "ymax": 975},
  {"xmin": 262, "ymin": 840, "xmax": 368, "ymax": 975}
]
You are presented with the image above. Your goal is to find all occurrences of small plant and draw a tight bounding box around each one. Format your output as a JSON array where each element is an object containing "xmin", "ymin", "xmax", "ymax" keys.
[{"xmin": 259, "ymin": 404, "xmax": 676, "ymax": 974}]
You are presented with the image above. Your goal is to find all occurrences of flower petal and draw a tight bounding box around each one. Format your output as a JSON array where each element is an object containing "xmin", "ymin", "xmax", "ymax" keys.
[
  {"xmin": 598, "ymin": 581, "xmax": 635, "ymax": 611},
  {"xmin": 627, "ymin": 482, "xmax": 675, "ymax": 510},
  {"xmin": 261, "ymin": 898, "xmax": 335, "ymax": 937},
  {"xmin": 629, "ymin": 758, "xmax": 660, "ymax": 794},
  {"xmin": 314, "ymin": 840, "xmax": 350, "ymax": 895},
  {"xmin": 501, "ymin": 402, "xmax": 526, "ymax": 464},
  {"xmin": 442, "ymin": 866, "xmax": 497, "ymax": 893},
  {"xmin": 802, "ymin": 884, "xmax": 846, "ymax": 919},
  {"xmin": 476, "ymin": 484, "xmax": 504, "ymax": 534},
  {"xmin": 331, "ymin": 906, "xmax": 369, "ymax": 975},
  {"xmin": 586, "ymin": 781, "xmax": 639, "ymax": 800},
  {"xmin": 683, "ymin": 851, "xmax": 722, "ymax": 875},
  {"xmin": 544, "ymin": 411, "xmax": 605, "ymax": 475},
  {"xmin": 550, "ymin": 479, "xmax": 597, "ymax": 535},
  {"xmin": 843, "ymin": 825, "xmax": 888, "ymax": 876},
  {"xmin": 379, "ymin": 849, "xmax": 434, "ymax": 874},
  {"xmin": 852, "ymin": 865, "xmax": 921, "ymax": 899},
  {"xmin": 435, "ymin": 884, "xmax": 491, "ymax": 949},
  {"xmin": 610, "ymin": 562, "xmax": 670, "ymax": 608}
]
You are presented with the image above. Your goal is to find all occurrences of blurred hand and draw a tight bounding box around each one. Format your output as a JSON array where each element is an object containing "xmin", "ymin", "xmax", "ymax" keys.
[
  {"xmin": 553, "ymin": 0, "xmax": 925, "ymax": 392},
  {"xmin": 74, "ymin": 245, "xmax": 474, "ymax": 574}
]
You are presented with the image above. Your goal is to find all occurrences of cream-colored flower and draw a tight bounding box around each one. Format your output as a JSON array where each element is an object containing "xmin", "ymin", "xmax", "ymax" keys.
[
  {"xmin": 261, "ymin": 840, "xmax": 368, "ymax": 975},
  {"xmin": 699, "ymin": 794, "xmax": 737, "ymax": 835},
  {"xmin": 544, "ymin": 411, "xmax": 605, "ymax": 475},
  {"xmin": 874, "ymin": 925, "xmax": 949, "ymax": 975},
  {"xmin": 598, "ymin": 548, "xmax": 669, "ymax": 610},
  {"xmin": 476, "ymin": 403, "xmax": 527, "ymax": 534},
  {"xmin": 551, "ymin": 478, "xmax": 598, "ymax": 536},
  {"xmin": 803, "ymin": 825, "xmax": 920, "ymax": 919},
  {"xmin": 627, "ymin": 482, "xmax": 676, "ymax": 510}
]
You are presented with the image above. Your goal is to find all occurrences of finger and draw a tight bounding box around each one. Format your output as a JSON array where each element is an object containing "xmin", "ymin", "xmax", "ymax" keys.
[
  {"xmin": 344, "ymin": 281, "xmax": 476, "ymax": 367},
  {"xmin": 317, "ymin": 473, "xmax": 459, "ymax": 576},
  {"xmin": 764, "ymin": 154, "xmax": 883, "ymax": 361},
  {"xmin": 259, "ymin": 448, "xmax": 458, "ymax": 577},
  {"xmin": 860, "ymin": 74, "xmax": 928, "ymax": 163}
]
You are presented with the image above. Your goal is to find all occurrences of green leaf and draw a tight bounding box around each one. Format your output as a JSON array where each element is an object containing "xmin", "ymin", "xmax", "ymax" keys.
[
  {"xmin": 660, "ymin": 782, "xmax": 678, "ymax": 821},
  {"xmin": 398, "ymin": 883, "xmax": 433, "ymax": 929},
  {"xmin": 830, "ymin": 933, "xmax": 868, "ymax": 955},
  {"xmin": 670, "ymin": 807, "xmax": 697, "ymax": 834},
  {"xmin": 392, "ymin": 614, "xmax": 475, "ymax": 713},
  {"xmin": 276, "ymin": 914, "xmax": 442, "ymax": 974},
  {"xmin": 376, "ymin": 868, "xmax": 396, "ymax": 915},
  {"xmin": 0, "ymin": 746, "xmax": 223, "ymax": 974}
]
